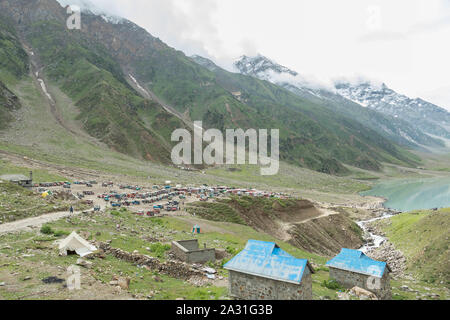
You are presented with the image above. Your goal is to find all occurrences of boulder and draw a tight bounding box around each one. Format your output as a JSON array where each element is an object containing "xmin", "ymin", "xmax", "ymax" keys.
[
  {"xmin": 349, "ymin": 287, "xmax": 378, "ymax": 300},
  {"xmin": 118, "ymin": 277, "xmax": 131, "ymax": 290},
  {"xmin": 76, "ymin": 258, "xmax": 93, "ymax": 269}
]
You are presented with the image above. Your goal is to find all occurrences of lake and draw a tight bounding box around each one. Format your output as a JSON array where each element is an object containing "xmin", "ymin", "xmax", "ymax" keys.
[{"xmin": 362, "ymin": 177, "xmax": 450, "ymax": 212}]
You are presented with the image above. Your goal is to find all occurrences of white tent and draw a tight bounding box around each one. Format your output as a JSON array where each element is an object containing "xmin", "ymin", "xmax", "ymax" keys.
[{"xmin": 59, "ymin": 232, "xmax": 97, "ymax": 257}]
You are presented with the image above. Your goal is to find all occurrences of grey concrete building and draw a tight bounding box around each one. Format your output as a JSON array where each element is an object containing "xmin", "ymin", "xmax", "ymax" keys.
[
  {"xmin": 171, "ymin": 239, "xmax": 216, "ymax": 264},
  {"xmin": 224, "ymin": 240, "xmax": 315, "ymax": 300}
]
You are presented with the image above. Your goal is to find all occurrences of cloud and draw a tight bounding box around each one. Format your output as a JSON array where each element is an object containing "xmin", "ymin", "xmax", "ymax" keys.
[{"xmin": 54, "ymin": 0, "xmax": 450, "ymax": 111}]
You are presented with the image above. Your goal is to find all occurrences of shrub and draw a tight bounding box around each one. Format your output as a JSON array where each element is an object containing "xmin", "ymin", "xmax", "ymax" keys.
[
  {"xmin": 110, "ymin": 210, "xmax": 120, "ymax": 216},
  {"xmin": 40, "ymin": 225, "xmax": 54, "ymax": 235},
  {"xmin": 322, "ymin": 279, "xmax": 344, "ymax": 290},
  {"xmin": 40, "ymin": 225, "xmax": 68, "ymax": 237}
]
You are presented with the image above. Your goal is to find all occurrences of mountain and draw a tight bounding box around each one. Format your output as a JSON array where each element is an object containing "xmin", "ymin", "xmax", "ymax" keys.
[
  {"xmin": 234, "ymin": 55, "xmax": 449, "ymax": 148},
  {"xmin": 0, "ymin": 0, "xmax": 188, "ymax": 163},
  {"xmin": 0, "ymin": 80, "xmax": 21, "ymax": 129},
  {"xmin": 334, "ymin": 81, "xmax": 450, "ymax": 140},
  {"xmin": 0, "ymin": 0, "xmax": 422, "ymax": 175},
  {"xmin": 191, "ymin": 55, "xmax": 421, "ymax": 172},
  {"xmin": 0, "ymin": 14, "xmax": 27, "ymax": 130}
]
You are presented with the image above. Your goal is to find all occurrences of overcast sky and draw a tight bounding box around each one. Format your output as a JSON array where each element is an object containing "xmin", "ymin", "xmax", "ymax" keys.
[{"xmin": 59, "ymin": 0, "xmax": 450, "ymax": 110}]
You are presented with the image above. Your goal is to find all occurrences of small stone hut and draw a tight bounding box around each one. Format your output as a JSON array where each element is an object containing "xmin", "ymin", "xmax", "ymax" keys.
[
  {"xmin": 224, "ymin": 240, "xmax": 314, "ymax": 300},
  {"xmin": 171, "ymin": 239, "xmax": 215, "ymax": 264},
  {"xmin": 0, "ymin": 172, "xmax": 33, "ymax": 189},
  {"xmin": 326, "ymin": 248, "xmax": 392, "ymax": 300}
]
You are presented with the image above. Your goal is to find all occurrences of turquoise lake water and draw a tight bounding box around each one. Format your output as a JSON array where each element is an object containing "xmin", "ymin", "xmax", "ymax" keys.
[{"xmin": 362, "ymin": 177, "xmax": 450, "ymax": 212}]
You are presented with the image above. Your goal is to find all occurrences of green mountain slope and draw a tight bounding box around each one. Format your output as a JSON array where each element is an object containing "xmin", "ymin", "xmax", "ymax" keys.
[
  {"xmin": 378, "ymin": 208, "xmax": 449, "ymax": 284},
  {"xmin": 0, "ymin": 80, "xmax": 21, "ymax": 129},
  {"xmin": 78, "ymin": 11, "xmax": 419, "ymax": 173},
  {"xmin": 0, "ymin": 4, "xmax": 188, "ymax": 163},
  {"xmin": 0, "ymin": 15, "xmax": 27, "ymax": 129},
  {"xmin": 0, "ymin": 0, "xmax": 421, "ymax": 174}
]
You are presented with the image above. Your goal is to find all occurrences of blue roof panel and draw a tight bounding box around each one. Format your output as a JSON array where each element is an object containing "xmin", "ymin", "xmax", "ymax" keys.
[
  {"xmin": 326, "ymin": 248, "xmax": 388, "ymax": 278},
  {"xmin": 224, "ymin": 240, "xmax": 311, "ymax": 284}
]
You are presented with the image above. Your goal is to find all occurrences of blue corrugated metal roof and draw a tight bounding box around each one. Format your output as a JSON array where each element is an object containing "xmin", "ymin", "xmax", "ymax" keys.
[
  {"xmin": 223, "ymin": 240, "xmax": 312, "ymax": 284},
  {"xmin": 326, "ymin": 248, "xmax": 389, "ymax": 278}
]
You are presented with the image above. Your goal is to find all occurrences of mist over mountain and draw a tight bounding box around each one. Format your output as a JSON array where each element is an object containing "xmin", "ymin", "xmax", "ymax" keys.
[{"xmin": 233, "ymin": 54, "xmax": 450, "ymax": 147}]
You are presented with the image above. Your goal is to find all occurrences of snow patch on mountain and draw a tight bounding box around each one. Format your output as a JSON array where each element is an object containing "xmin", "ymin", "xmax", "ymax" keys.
[{"xmin": 234, "ymin": 54, "xmax": 333, "ymax": 92}]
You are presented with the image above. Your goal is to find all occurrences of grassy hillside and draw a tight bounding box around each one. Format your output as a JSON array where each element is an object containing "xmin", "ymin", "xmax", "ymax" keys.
[
  {"xmin": 0, "ymin": 14, "xmax": 28, "ymax": 129},
  {"xmin": 59, "ymin": 10, "xmax": 421, "ymax": 175},
  {"xmin": 0, "ymin": 1, "xmax": 424, "ymax": 176},
  {"xmin": 23, "ymin": 19, "xmax": 187, "ymax": 162},
  {"xmin": 0, "ymin": 81, "xmax": 21, "ymax": 129},
  {"xmin": 190, "ymin": 57, "xmax": 421, "ymax": 171},
  {"xmin": 378, "ymin": 208, "xmax": 449, "ymax": 284}
]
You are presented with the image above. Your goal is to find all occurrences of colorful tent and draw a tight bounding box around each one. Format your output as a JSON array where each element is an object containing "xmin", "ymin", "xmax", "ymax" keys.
[{"xmin": 192, "ymin": 225, "xmax": 201, "ymax": 234}]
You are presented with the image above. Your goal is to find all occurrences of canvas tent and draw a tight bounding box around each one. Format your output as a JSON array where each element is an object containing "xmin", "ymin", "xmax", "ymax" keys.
[{"xmin": 59, "ymin": 232, "xmax": 97, "ymax": 257}]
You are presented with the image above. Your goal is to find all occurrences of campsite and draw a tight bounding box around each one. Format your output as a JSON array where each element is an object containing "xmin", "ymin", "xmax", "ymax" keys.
[{"xmin": 0, "ymin": 156, "xmax": 448, "ymax": 300}]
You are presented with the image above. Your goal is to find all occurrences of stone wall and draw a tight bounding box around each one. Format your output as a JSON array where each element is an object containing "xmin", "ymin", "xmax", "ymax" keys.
[
  {"xmin": 228, "ymin": 268, "xmax": 312, "ymax": 300},
  {"xmin": 97, "ymin": 242, "xmax": 204, "ymax": 280},
  {"xmin": 171, "ymin": 240, "xmax": 216, "ymax": 264},
  {"xmin": 329, "ymin": 267, "xmax": 391, "ymax": 300}
]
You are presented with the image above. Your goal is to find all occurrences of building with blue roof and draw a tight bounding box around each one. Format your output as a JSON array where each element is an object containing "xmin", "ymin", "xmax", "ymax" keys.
[
  {"xmin": 224, "ymin": 240, "xmax": 314, "ymax": 300},
  {"xmin": 326, "ymin": 248, "xmax": 392, "ymax": 300}
]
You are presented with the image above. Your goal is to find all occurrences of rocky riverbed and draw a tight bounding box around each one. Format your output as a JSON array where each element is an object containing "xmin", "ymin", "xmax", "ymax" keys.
[{"xmin": 356, "ymin": 208, "xmax": 408, "ymax": 278}]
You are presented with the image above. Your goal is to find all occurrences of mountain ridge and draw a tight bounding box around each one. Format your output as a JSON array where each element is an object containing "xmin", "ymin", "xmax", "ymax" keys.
[
  {"xmin": 0, "ymin": 0, "xmax": 426, "ymax": 175},
  {"xmin": 233, "ymin": 54, "xmax": 449, "ymax": 148}
]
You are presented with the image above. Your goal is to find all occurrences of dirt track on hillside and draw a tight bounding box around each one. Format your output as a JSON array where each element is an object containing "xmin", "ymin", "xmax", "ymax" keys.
[{"xmin": 0, "ymin": 209, "xmax": 82, "ymax": 234}]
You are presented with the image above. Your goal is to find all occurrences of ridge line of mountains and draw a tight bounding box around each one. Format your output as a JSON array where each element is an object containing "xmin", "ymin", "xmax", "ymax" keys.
[{"xmin": 0, "ymin": 0, "xmax": 449, "ymax": 175}]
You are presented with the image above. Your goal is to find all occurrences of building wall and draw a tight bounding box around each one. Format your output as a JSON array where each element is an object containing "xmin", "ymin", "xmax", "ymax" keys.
[
  {"xmin": 228, "ymin": 268, "xmax": 312, "ymax": 300},
  {"xmin": 177, "ymin": 240, "xmax": 199, "ymax": 251},
  {"xmin": 185, "ymin": 249, "xmax": 216, "ymax": 264},
  {"xmin": 329, "ymin": 267, "xmax": 391, "ymax": 300}
]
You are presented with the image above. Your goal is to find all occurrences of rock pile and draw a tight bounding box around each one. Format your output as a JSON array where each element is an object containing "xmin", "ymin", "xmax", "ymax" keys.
[{"xmin": 368, "ymin": 242, "xmax": 407, "ymax": 276}]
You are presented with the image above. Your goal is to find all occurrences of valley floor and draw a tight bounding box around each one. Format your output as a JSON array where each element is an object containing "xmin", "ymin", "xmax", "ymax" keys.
[{"xmin": 0, "ymin": 149, "xmax": 448, "ymax": 300}]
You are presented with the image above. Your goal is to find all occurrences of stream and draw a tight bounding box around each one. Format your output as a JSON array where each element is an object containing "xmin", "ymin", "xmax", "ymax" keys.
[{"xmin": 357, "ymin": 212, "xmax": 396, "ymax": 253}]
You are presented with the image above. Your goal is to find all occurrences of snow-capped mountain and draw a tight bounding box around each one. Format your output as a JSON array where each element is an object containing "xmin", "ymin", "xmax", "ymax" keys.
[
  {"xmin": 234, "ymin": 54, "xmax": 450, "ymax": 144},
  {"xmin": 335, "ymin": 81, "xmax": 450, "ymax": 139},
  {"xmin": 234, "ymin": 54, "xmax": 298, "ymax": 79},
  {"xmin": 235, "ymin": 55, "xmax": 330, "ymax": 100}
]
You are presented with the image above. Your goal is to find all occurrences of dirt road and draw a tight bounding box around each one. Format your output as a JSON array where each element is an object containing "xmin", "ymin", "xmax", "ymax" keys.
[{"xmin": 0, "ymin": 209, "xmax": 83, "ymax": 235}]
